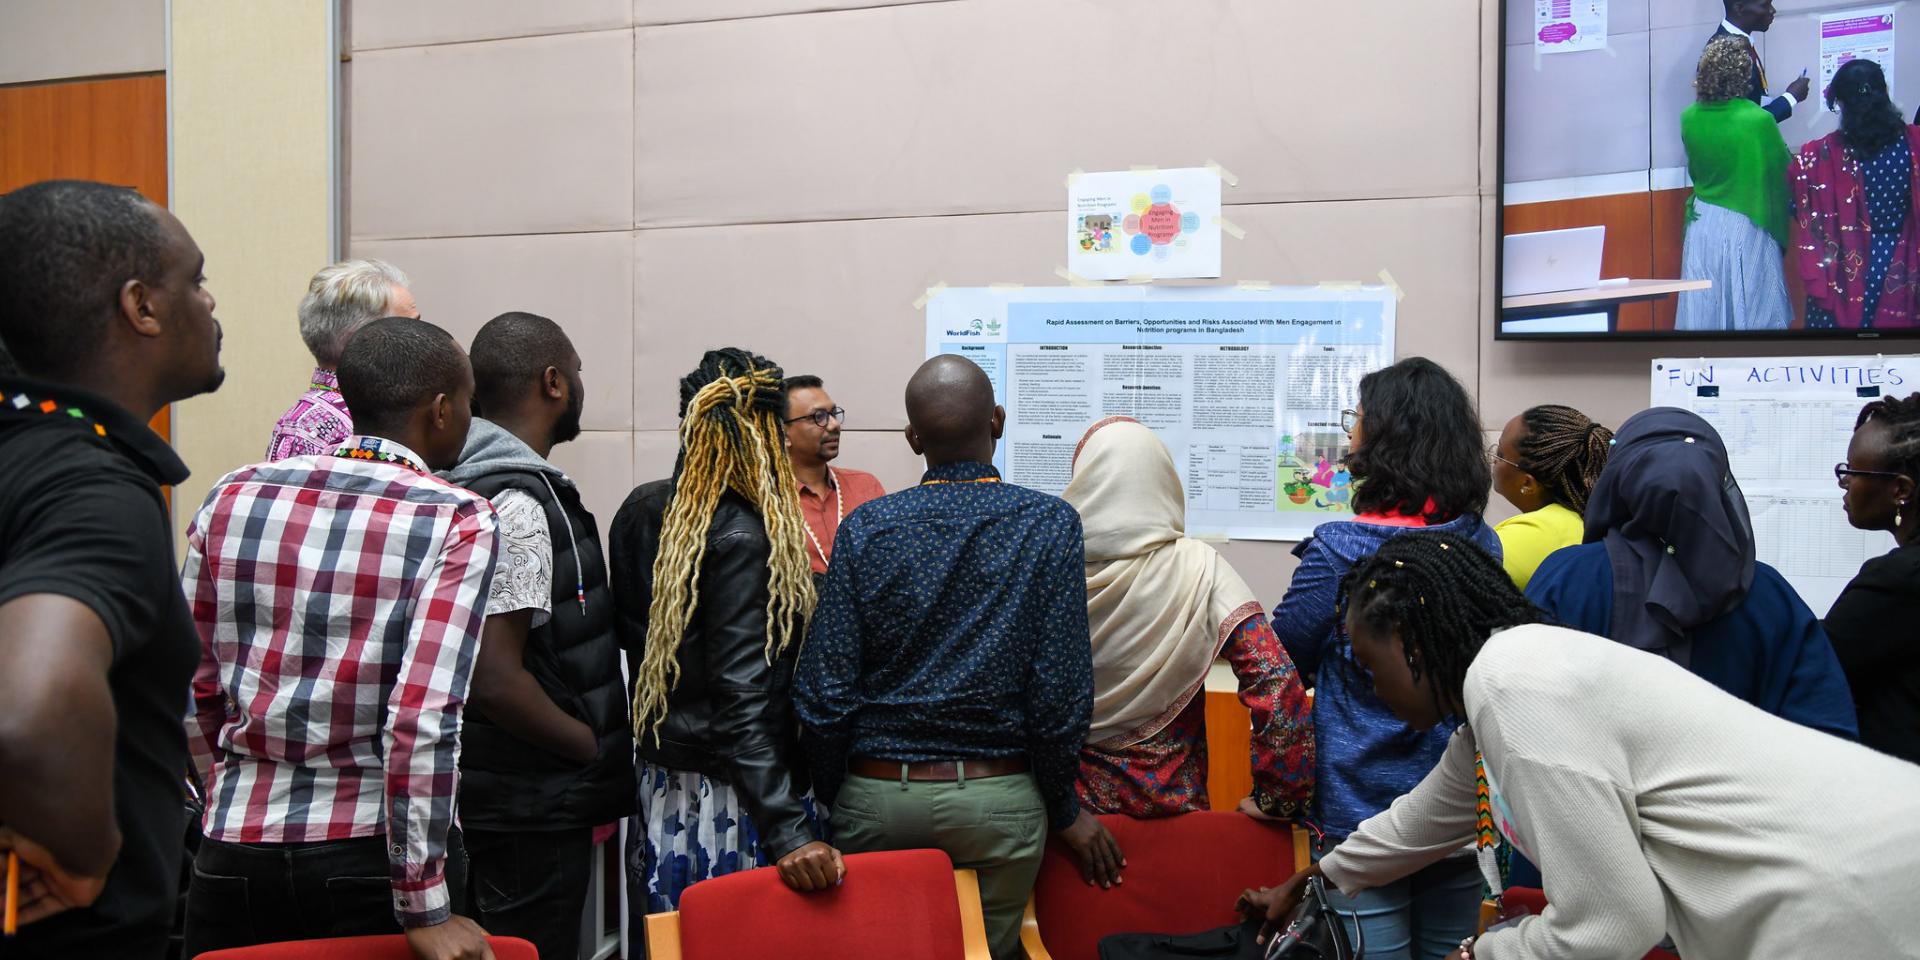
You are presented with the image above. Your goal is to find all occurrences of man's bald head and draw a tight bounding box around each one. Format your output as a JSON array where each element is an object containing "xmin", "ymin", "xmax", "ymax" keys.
[{"xmin": 904, "ymin": 355, "xmax": 1003, "ymax": 465}]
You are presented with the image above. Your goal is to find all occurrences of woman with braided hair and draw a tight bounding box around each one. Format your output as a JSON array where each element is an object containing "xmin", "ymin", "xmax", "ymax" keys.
[
  {"xmin": 1825, "ymin": 391, "xmax": 1920, "ymax": 762},
  {"xmin": 1489, "ymin": 405, "xmax": 1612, "ymax": 590},
  {"xmin": 1238, "ymin": 532, "xmax": 1920, "ymax": 960},
  {"xmin": 609, "ymin": 347, "xmax": 841, "ymax": 920}
]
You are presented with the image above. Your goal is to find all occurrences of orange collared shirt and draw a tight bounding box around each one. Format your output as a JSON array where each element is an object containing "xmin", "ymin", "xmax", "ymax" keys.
[{"xmin": 796, "ymin": 466, "xmax": 886, "ymax": 573}]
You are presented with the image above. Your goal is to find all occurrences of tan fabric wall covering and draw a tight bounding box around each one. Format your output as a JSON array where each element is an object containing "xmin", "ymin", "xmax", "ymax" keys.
[{"xmin": 169, "ymin": 0, "xmax": 334, "ymax": 544}]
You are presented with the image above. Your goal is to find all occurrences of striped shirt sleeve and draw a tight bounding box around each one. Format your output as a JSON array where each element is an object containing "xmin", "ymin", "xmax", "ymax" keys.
[{"xmin": 381, "ymin": 500, "xmax": 499, "ymax": 927}]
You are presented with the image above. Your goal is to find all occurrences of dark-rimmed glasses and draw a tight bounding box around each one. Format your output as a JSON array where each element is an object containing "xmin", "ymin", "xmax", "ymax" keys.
[
  {"xmin": 785, "ymin": 406, "xmax": 846, "ymax": 428},
  {"xmin": 1340, "ymin": 409, "xmax": 1360, "ymax": 434},
  {"xmin": 1835, "ymin": 462, "xmax": 1907, "ymax": 484}
]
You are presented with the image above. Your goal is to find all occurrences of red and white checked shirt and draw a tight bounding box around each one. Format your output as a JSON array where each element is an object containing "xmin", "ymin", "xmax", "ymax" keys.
[{"xmin": 183, "ymin": 436, "xmax": 498, "ymax": 928}]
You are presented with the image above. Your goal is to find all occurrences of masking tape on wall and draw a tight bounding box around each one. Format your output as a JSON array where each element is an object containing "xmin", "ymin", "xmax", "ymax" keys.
[
  {"xmin": 1377, "ymin": 269, "xmax": 1405, "ymax": 302},
  {"xmin": 1237, "ymin": 280, "xmax": 1272, "ymax": 291},
  {"xmin": 1065, "ymin": 167, "xmax": 1086, "ymax": 188},
  {"xmin": 911, "ymin": 281, "xmax": 949, "ymax": 311},
  {"xmin": 1054, "ymin": 266, "xmax": 1099, "ymax": 287},
  {"xmin": 989, "ymin": 283, "xmax": 1024, "ymax": 292},
  {"xmin": 1213, "ymin": 214, "xmax": 1247, "ymax": 240},
  {"xmin": 1205, "ymin": 159, "xmax": 1240, "ymax": 187},
  {"xmin": 1127, "ymin": 273, "xmax": 1153, "ymax": 284}
]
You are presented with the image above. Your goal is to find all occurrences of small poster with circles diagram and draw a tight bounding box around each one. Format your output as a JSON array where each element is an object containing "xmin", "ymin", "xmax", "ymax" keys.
[{"xmin": 1068, "ymin": 167, "xmax": 1222, "ymax": 281}]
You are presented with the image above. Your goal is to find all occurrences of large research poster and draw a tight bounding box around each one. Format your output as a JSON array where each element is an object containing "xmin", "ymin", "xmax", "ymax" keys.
[
  {"xmin": 927, "ymin": 285, "xmax": 1396, "ymax": 541},
  {"xmin": 1652, "ymin": 356, "xmax": 1912, "ymax": 614}
]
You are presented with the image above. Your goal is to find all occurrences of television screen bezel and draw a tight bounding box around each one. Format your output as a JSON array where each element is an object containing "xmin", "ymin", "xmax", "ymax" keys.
[{"xmin": 1493, "ymin": 0, "xmax": 1919, "ymax": 342}]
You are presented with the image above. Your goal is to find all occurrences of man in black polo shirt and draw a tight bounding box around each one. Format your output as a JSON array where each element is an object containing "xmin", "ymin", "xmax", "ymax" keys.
[{"xmin": 0, "ymin": 180, "xmax": 224, "ymax": 958}]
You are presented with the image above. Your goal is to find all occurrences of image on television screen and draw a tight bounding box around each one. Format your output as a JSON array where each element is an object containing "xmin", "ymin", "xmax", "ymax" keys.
[{"xmin": 1500, "ymin": 0, "xmax": 1920, "ymax": 340}]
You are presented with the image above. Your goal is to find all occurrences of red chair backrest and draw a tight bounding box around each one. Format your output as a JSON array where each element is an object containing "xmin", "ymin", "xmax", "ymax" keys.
[
  {"xmin": 1502, "ymin": 887, "xmax": 1679, "ymax": 960},
  {"xmin": 192, "ymin": 934, "xmax": 537, "ymax": 959},
  {"xmin": 675, "ymin": 848, "xmax": 966, "ymax": 960},
  {"xmin": 1031, "ymin": 812, "xmax": 1295, "ymax": 960}
]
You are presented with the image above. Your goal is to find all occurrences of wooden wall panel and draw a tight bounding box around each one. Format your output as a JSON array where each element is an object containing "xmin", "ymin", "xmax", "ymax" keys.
[
  {"xmin": 0, "ymin": 74, "xmax": 168, "ymax": 206},
  {"xmin": 1513, "ymin": 186, "xmax": 1809, "ymax": 332},
  {"xmin": 1503, "ymin": 192, "xmax": 1657, "ymax": 330},
  {"xmin": 0, "ymin": 74, "xmax": 172, "ymax": 443},
  {"xmin": 1649, "ymin": 187, "xmax": 1689, "ymax": 330}
]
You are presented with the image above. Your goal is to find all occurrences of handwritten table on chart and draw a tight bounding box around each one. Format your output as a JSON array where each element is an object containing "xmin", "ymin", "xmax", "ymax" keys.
[{"xmin": 1652, "ymin": 357, "xmax": 1912, "ymax": 615}]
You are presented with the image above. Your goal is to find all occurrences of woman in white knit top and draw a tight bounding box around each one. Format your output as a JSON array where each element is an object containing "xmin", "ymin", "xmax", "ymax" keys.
[{"xmin": 1241, "ymin": 532, "xmax": 1920, "ymax": 960}]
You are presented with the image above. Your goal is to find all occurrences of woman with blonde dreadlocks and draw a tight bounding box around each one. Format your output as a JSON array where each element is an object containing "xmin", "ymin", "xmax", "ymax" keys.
[
  {"xmin": 1488, "ymin": 404, "xmax": 1613, "ymax": 590},
  {"xmin": 609, "ymin": 347, "xmax": 842, "ymax": 921}
]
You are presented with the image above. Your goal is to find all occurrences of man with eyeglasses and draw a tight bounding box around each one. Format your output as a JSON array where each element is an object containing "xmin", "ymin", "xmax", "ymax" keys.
[{"xmin": 784, "ymin": 375, "xmax": 885, "ymax": 575}]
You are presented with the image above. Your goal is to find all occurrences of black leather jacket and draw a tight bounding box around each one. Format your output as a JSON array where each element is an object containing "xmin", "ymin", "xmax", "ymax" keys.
[{"xmin": 610, "ymin": 479, "xmax": 815, "ymax": 860}]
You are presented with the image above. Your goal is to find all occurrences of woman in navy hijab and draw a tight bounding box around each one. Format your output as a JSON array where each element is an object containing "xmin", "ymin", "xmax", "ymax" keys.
[{"xmin": 1525, "ymin": 407, "xmax": 1858, "ymax": 739}]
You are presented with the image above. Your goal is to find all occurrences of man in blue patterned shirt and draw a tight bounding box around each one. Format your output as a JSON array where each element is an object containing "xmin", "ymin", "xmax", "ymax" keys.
[{"xmin": 794, "ymin": 355, "xmax": 1122, "ymax": 960}]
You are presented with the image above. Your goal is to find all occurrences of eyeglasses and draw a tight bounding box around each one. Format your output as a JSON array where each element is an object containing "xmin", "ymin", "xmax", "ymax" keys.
[
  {"xmin": 1835, "ymin": 462, "xmax": 1908, "ymax": 483},
  {"xmin": 785, "ymin": 406, "xmax": 846, "ymax": 429},
  {"xmin": 1340, "ymin": 409, "xmax": 1360, "ymax": 434},
  {"xmin": 1487, "ymin": 442, "xmax": 1522, "ymax": 470}
]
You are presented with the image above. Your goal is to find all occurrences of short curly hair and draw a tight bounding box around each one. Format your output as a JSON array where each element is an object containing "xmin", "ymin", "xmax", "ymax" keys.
[{"xmin": 1696, "ymin": 36, "xmax": 1754, "ymax": 103}]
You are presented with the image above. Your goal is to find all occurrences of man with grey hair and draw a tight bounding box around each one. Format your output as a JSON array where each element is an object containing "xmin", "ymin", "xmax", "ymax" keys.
[{"xmin": 265, "ymin": 258, "xmax": 419, "ymax": 460}]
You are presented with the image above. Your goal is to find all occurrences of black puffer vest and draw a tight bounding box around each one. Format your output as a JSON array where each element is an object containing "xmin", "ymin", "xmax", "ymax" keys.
[{"xmin": 458, "ymin": 468, "xmax": 635, "ymax": 829}]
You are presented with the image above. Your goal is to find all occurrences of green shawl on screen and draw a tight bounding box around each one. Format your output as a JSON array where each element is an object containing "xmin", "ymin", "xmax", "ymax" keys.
[{"xmin": 1681, "ymin": 99, "xmax": 1792, "ymax": 249}]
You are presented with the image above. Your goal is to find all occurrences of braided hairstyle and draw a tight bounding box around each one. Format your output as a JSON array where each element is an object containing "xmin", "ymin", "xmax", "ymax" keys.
[
  {"xmin": 632, "ymin": 347, "xmax": 819, "ymax": 743},
  {"xmin": 1338, "ymin": 532, "xmax": 1545, "ymax": 722},
  {"xmin": 1514, "ymin": 405, "xmax": 1614, "ymax": 514},
  {"xmin": 1855, "ymin": 391, "xmax": 1920, "ymax": 479}
]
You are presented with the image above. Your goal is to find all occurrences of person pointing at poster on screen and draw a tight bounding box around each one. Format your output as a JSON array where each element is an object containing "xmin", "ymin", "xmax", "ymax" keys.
[{"xmin": 1712, "ymin": 0, "xmax": 1811, "ymax": 123}]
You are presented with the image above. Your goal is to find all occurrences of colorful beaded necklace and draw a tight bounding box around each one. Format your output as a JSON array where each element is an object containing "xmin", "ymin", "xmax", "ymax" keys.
[
  {"xmin": 7, "ymin": 391, "xmax": 107, "ymax": 438},
  {"xmin": 332, "ymin": 442, "xmax": 426, "ymax": 475}
]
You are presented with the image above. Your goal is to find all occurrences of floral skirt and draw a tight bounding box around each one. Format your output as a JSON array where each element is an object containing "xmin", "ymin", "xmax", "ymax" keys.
[{"xmin": 624, "ymin": 760, "xmax": 826, "ymax": 928}]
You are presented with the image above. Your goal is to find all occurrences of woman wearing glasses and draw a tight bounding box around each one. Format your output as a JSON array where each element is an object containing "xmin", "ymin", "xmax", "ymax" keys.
[
  {"xmin": 1825, "ymin": 393, "xmax": 1920, "ymax": 763},
  {"xmin": 1525, "ymin": 408, "xmax": 1857, "ymax": 739},
  {"xmin": 1270, "ymin": 356, "xmax": 1499, "ymax": 959},
  {"xmin": 1488, "ymin": 405, "xmax": 1613, "ymax": 590}
]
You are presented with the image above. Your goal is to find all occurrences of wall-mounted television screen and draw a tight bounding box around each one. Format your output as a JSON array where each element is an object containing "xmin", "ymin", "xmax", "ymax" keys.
[{"xmin": 1499, "ymin": 0, "xmax": 1920, "ymax": 340}]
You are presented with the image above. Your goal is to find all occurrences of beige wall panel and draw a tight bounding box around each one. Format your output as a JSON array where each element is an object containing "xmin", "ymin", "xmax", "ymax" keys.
[
  {"xmin": 636, "ymin": 0, "xmax": 948, "ymax": 26},
  {"xmin": 1650, "ymin": 0, "xmax": 1732, "ymax": 30},
  {"xmin": 351, "ymin": 231, "xmax": 636, "ymax": 431},
  {"xmin": 634, "ymin": 196, "xmax": 1480, "ymax": 432},
  {"xmin": 547, "ymin": 429, "xmax": 635, "ymax": 547},
  {"xmin": 349, "ymin": 0, "xmax": 633, "ymax": 51},
  {"xmin": 350, "ymin": 31, "xmax": 634, "ymax": 240},
  {"xmin": 1504, "ymin": 32, "xmax": 1653, "ymax": 182},
  {"xmin": 0, "ymin": 0, "xmax": 165, "ymax": 85},
  {"xmin": 170, "ymin": 0, "xmax": 335, "ymax": 537},
  {"xmin": 632, "ymin": 0, "xmax": 1480, "ymax": 227},
  {"xmin": 635, "ymin": 429, "xmax": 679, "ymax": 489}
]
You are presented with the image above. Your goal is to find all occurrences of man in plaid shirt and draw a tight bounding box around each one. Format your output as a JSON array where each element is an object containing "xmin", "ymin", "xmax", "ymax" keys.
[{"xmin": 181, "ymin": 317, "xmax": 501, "ymax": 960}]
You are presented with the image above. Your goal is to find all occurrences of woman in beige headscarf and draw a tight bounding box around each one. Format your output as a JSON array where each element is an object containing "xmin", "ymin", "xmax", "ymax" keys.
[{"xmin": 1063, "ymin": 417, "xmax": 1314, "ymax": 818}]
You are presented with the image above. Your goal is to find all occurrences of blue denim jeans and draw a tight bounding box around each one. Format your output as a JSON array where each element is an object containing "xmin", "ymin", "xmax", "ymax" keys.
[{"xmin": 1313, "ymin": 837, "xmax": 1482, "ymax": 960}]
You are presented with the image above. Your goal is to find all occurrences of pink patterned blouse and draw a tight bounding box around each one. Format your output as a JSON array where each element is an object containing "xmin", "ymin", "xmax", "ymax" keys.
[{"xmin": 266, "ymin": 368, "xmax": 354, "ymax": 462}]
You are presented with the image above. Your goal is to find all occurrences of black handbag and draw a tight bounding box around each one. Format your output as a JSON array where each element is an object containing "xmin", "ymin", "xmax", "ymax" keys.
[
  {"xmin": 1096, "ymin": 876, "xmax": 1360, "ymax": 960},
  {"xmin": 1259, "ymin": 876, "xmax": 1359, "ymax": 959}
]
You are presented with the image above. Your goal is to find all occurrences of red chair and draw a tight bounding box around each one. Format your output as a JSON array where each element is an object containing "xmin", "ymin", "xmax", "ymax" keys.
[
  {"xmin": 192, "ymin": 934, "xmax": 537, "ymax": 959},
  {"xmin": 1021, "ymin": 811, "xmax": 1310, "ymax": 960},
  {"xmin": 644, "ymin": 848, "xmax": 991, "ymax": 960},
  {"xmin": 1502, "ymin": 887, "xmax": 1679, "ymax": 960}
]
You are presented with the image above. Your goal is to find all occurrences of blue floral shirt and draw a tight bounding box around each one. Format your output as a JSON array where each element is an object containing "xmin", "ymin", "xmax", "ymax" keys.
[{"xmin": 794, "ymin": 461, "xmax": 1093, "ymax": 830}]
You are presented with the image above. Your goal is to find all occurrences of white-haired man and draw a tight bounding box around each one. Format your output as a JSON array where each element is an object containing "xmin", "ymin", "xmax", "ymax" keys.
[{"xmin": 265, "ymin": 259, "xmax": 419, "ymax": 460}]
